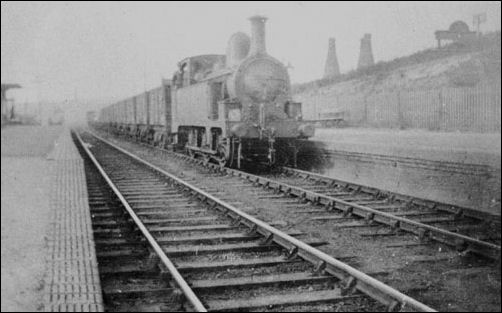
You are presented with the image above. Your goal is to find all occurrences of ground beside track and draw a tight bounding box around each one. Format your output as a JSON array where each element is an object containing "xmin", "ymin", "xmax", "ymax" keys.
[
  {"xmin": 1, "ymin": 125, "xmax": 62, "ymax": 311},
  {"xmin": 1, "ymin": 125, "xmax": 103, "ymax": 312},
  {"xmin": 1, "ymin": 158, "xmax": 51, "ymax": 312}
]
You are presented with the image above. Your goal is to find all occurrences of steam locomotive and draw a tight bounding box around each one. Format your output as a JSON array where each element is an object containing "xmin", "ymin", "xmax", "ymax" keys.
[{"xmin": 97, "ymin": 16, "xmax": 314, "ymax": 168}]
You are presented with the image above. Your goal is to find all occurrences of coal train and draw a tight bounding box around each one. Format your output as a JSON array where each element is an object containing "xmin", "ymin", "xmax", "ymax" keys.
[
  {"xmin": 95, "ymin": 16, "xmax": 314, "ymax": 168},
  {"xmin": 86, "ymin": 110, "xmax": 98, "ymax": 125},
  {"xmin": 48, "ymin": 107, "xmax": 65, "ymax": 126}
]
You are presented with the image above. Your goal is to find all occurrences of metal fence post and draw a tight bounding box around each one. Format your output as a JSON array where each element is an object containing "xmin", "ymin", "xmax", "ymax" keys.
[
  {"xmin": 397, "ymin": 90, "xmax": 403, "ymax": 129},
  {"xmin": 363, "ymin": 94, "xmax": 368, "ymax": 126},
  {"xmin": 438, "ymin": 88, "xmax": 444, "ymax": 131},
  {"xmin": 492, "ymin": 84, "xmax": 500, "ymax": 132}
]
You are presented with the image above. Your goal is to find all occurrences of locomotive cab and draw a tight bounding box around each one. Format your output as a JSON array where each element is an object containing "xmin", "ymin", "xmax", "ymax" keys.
[{"xmin": 173, "ymin": 55, "xmax": 226, "ymax": 88}]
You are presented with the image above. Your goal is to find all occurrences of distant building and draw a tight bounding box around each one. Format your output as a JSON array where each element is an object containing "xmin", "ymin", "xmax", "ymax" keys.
[
  {"xmin": 323, "ymin": 38, "xmax": 341, "ymax": 79},
  {"xmin": 434, "ymin": 21, "xmax": 476, "ymax": 48},
  {"xmin": 357, "ymin": 34, "xmax": 374, "ymax": 69},
  {"xmin": 1, "ymin": 83, "xmax": 21, "ymax": 124}
]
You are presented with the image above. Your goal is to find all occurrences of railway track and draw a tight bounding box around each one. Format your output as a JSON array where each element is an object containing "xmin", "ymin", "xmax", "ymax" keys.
[
  {"xmin": 100, "ymin": 130, "xmax": 500, "ymax": 260},
  {"xmin": 276, "ymin": 167, "xmax": 500, "ymax": 242},
  {"xmin": 256, "ymin": 167, "xmax": 501, "ymax": 259},
  {"xmin": 75, "ymin": 130, "xmax": 436, "ymax": 312}
]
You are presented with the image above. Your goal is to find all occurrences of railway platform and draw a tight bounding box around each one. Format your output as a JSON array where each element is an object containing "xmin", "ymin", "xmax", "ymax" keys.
[
  {"xmin": 312, "ymin": 128, "xmax": 501, "ymax": 167},
  {"xmin": 1, "ymin": 125, "xmax": 103, "ymax": 312},
  {"xmin": 306, "ymin": 128, "xmax": 501, "ymax": 215}
]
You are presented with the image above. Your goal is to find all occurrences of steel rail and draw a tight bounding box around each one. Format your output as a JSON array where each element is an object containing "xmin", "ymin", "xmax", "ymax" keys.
[
  {"xmin": 86, "ymin": 130, "xmax": 436, "ymax": 312},
  {"xmin": 219, "ymin": 165, "xmax": 501, "ymax": 258},
  {"xmin": 101, "ymin": 132, "xmax": 500, "ymax": 258},
  {"xmin": 282, "ymin": 166, "xmax": 501, "ymax": 225},
  {"xmin": 74, "ymin": 131, "xmax": 207, "ymax": 312}
]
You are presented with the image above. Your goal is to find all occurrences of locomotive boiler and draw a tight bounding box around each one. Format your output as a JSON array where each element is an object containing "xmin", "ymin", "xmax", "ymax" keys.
[{"xmin": 98, "ymin": 16, "xmax": 314, "ymax": 168}]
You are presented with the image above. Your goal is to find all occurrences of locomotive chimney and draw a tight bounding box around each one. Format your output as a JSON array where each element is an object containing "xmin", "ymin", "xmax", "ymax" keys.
[{"xmin": 249, "ymin": 15, "xmax": 268, "ymax": 55}]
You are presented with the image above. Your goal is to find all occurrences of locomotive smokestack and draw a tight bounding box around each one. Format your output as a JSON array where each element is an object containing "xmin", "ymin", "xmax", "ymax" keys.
[{"xmin": 249, "ymin": 15, "xmax": 268, "ymax": 55}]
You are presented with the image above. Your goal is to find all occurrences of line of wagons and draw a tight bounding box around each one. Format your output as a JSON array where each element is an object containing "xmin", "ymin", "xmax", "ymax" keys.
[{"xmin": 99, "ymin": 80, "xmax": 171, "ymax": 148}]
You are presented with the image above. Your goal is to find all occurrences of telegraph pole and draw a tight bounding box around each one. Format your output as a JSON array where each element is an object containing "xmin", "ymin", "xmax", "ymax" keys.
[
  {"xmin": 473, "ymin": 13, "xmax": 487, "ymax": 37},
  {"xmin": 32, "ymin": 77, "xmax": 43, "ymax": 125}
]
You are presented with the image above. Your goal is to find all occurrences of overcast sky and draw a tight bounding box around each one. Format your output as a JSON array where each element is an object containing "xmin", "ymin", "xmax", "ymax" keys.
[{"xmin": 2, "ymin": 1, "xmax": 501, "ymax": 107}]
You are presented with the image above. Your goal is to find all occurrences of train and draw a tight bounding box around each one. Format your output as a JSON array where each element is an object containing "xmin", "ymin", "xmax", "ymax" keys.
[
  {"xmin": 86, "ymin": 110, "xmax": 98, "ymax": 125},
  {"xmin": 48, "ymin": 107, "xmax": 65, "ymax": 125},
  {"xmin": 95, "ymin": 16, "xmax": 314, "ymax": 168}
]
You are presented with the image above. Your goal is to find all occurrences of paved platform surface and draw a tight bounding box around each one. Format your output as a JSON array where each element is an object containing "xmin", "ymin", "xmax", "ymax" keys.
[
  {"xmin": 1, "ymin": 126, "xmax": 103, "ymax": 312},
  {"xmin": 44, "ymin": 130, "xmax": 103, "ymax": 312},
  {"xmin": 1, "ymin": 125, "xmax": 66, "ymax": 157},
  {"xmin": 307, "ymin": 127, "xmax": 501, "ymax": 215},
  {"xmin": 312, "ymin": 128, "xmax": 501, "ymax": 168},
  {"xmin": 1, "ymin": 157, "xmax": 52, "ymax": 311}
]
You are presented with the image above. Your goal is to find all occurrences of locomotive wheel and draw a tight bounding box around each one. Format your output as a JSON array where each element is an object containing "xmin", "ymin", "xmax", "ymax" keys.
[
  {"xmin": 216, "ymin": 145, "xmax": 230, "ymax": 168},
  {"xmin": 202, "ymin": 154, "xmax": 210, "ymax": 166},
  {"xmin": 187, "ymin": 148, "xmax": 194, "ymax": 158},
  {"xmin": 215, "ymin": 155, "xmax": 228, "ymax": 168}
]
